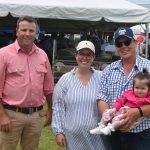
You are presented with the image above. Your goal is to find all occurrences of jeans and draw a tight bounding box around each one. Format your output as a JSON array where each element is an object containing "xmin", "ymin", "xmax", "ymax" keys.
[{"xmin": 102, "ymin": 129, "xmax": 150, "ymax": 150}]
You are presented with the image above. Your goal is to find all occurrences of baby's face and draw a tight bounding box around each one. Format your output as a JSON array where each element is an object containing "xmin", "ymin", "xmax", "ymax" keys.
[{"xmin": 134, "ymin": 79, "xmax": 149, "ymax": 98}]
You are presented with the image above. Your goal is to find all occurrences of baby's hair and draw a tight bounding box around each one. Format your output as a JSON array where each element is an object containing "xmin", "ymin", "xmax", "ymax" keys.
[{"xmin": 133, "ymin": 68, "xmax": 150, "ymax": 90}]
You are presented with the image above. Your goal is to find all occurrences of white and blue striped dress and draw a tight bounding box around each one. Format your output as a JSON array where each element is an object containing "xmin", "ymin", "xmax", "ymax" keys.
[{"xmin": 52, "ymin": 67, "xmax": 105, "ymax": 150}]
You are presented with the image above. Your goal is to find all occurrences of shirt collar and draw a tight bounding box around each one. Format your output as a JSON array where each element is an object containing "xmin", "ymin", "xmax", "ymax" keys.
[
  {"xmin": 71, "ymin": 67, "xmax": 95, "ymax": 75},
  {"xmin": 135, "ymin": 55, "xmax": 145, "ymax": 71},
  {"xmin": 14, "ymin": 40, "xmax": 39, "ymax": 54},
  {"xmin": 111, "ymin": 55, "xmax": 140, "ymax": 70}
]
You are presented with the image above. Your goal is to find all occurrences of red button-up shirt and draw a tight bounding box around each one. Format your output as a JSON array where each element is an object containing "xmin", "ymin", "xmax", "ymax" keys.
[{"xmin": 0, "ymin": 40, "xmax": 54, "ymax": 107}]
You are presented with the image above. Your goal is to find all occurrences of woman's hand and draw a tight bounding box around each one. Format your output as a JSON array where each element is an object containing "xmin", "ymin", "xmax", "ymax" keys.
[{"xmin": 56, "ymin": 133, "xmax": 66, "ymax": 147}]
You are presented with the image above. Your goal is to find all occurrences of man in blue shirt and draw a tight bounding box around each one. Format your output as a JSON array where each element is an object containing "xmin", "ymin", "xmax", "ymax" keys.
[{"xmin": 97, "ymin": 27, "xmax": 150, "ymax": 150}]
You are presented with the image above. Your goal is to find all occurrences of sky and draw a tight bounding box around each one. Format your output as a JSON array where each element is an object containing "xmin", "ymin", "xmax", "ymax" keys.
[
  {"xmin": 128, "ymin": 0, "xmax": 150, "ymax": 4},
  {"xmin": 128, "ymin": 0, "xmax": 150, "ymax": 10}
]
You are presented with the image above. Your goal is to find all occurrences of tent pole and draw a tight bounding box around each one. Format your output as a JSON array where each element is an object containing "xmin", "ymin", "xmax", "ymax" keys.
[
  {"xmin": 52, "ymin": 39, "xmax": 57, "ymax": 74},
  {"xmin": 145, "ymin": 23, "xmax": 149, "ymax": 59}
]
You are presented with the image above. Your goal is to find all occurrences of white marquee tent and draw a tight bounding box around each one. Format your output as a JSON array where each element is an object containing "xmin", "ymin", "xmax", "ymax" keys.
[
  {"xmin": 129, "ymin": 0, "xmax": 150, "ymax": 34},
  {"xmin": 0, "ymin": 0, "xmax": 150, "ymax": 32},
  {"xmin": 128, "ymin": 0, "xmax": 150, "ymax": 9},
  {"xmin": 128, "ymin": 0, "xmax": 150, "ymax": 58}
]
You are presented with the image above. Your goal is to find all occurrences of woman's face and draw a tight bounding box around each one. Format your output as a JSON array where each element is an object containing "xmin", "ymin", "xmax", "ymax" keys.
[
  {"xmin": 75, "ymin": 48, "xmax": 95, "ymax": 69},
  {"xmin": 115, "ymin": 36, "xmax": 137, "ymax": 61}
]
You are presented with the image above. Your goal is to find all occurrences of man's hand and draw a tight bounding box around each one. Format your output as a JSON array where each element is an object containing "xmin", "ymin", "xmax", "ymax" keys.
[
  {"xmin": 56, "ymin": 134, "xmax": 66, "ymax": 147},
  {"xmin": 43, "ymin": 94, "xmax": 53, "ymax": 127},
  {"xmin": 0, "ymin": 112, "xmax": 11, "ymax": 132},
  {"xmin": 118, "ymin": 108, "xmax": 140, "ymax": 132},
  {"xmin": 42, "ymin": 109, "xmax": 52, "ymax": 127}
]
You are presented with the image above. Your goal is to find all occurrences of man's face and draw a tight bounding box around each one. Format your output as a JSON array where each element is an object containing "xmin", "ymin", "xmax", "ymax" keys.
[
  {"xmin": 16, "ymin": 20, "xmax": 37, "ymax": 48},
  {"xmin": 115, "ymin": 36, "xmax": 137, "ymax": 60}
]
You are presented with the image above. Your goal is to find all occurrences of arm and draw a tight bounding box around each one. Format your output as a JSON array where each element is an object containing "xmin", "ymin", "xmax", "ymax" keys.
[
  {"xmin": 97, "ymin": 100, "xmax": 110, "ymax": 115},
  {"xmin": 43, "ymin": 55, "xmax": 54, "ymax": 127},
  {"xmin": 136, "ymin": 95, "xmax": 150, "ymax": 117},
  {"xmin": 118, "ymin": 96, "xmax": 150, "ymax": 132},
  {"xmin": 98, "ymin": 100, "xmax": 117, "ymax": 124},
  {"xmin": 140, "ymin": 105, "xmax": 150, "ymax": 117},
  {"xmin": 113, "ymin": 92, "xmax": 128, "ymax": 111},
  {"xmin": 52, "ymin": 74, "xmax": 68, "ymax": 147},
  {"xmin": 0, "ymin": 100, "xmax": 11, "ymax": 132},
  {"xmin": 0, "ymin": 51, "xmax": 11, "ymax": 132},
  {"xmin": 43, "ymin": 93, "xmax": 53, "ymax": 127}
]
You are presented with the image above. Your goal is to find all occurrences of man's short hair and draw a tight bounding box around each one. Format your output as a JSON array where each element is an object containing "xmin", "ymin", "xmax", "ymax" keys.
[{"xmin": 16, "ymin": 16, "xmax": 38, "ymax": 30}]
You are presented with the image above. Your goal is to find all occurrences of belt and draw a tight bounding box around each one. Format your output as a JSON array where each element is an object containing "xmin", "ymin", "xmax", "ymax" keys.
[{"xmin": 3, "ymin": 104, "xmax": 43, "ymax": 114}]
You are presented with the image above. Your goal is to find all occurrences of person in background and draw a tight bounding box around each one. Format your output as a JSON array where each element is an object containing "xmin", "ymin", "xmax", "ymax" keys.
[
  {"xmin": 36, "ymin": 33, "xmax": 53, "ymax": 66},
  {"xmin": 52, "ymin": 41, "xmax": 105, "ymax": 150},
  {"xmin": 97, "ymin": 27, "xmax": 150, "ymax": 150},
  {"xmin": 90, "ymin": 68, "xmax": 150, "ymax": 135},
  {"xmin": 0, "ymin": 16, "xmax": 54, "ymax": 150}
]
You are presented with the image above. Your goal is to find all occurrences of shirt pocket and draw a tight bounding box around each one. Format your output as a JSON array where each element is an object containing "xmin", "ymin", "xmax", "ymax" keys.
[
  {"xmin": 36, "ymin": 64, "xmax": 47, "ymax": 79},
  {"xmin": 36, "ymin": 64, "xmax": 47, "ymax": 73},
  {"xmin": 7, "ymin": 63, "xmax": 25, "ymax": 84},
  {"xmin": 35, "ymin": 64, "xmax": 47, "ymax": 85},
  {"xmin": 7, "ymin": 64, "xmax": 25, "ymax": 75}
]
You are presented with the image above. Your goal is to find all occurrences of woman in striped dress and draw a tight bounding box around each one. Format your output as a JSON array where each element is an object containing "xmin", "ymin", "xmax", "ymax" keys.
[{"xmin": 52, "ymin": 41, "xmax": 105, "ymax": 150}]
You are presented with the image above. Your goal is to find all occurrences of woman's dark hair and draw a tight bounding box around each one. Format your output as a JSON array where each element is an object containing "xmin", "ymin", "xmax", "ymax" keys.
[{"xmin": 133, "ymin": 68, "xmax": 150, "ymax": 90}]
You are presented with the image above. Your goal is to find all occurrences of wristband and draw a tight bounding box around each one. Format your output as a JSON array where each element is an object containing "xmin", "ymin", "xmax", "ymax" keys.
[{"xmin": 137, "ymin": 107, "xmax": 143, "ymax": 117}]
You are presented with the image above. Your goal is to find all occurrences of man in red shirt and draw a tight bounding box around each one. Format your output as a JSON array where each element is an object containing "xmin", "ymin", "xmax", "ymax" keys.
[{"xmin": 0, "ymin": 16, "xmax": 54, "ymax": 150}]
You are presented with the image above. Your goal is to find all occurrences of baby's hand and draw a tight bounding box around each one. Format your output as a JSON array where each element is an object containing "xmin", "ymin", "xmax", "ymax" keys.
[
  {"xmin": 109, "ymin": 108, "xmax": 116, "ymax": 116},
  {"xmin": 102, "ymin": 108, "xmax": 116, "ymax": 121}
]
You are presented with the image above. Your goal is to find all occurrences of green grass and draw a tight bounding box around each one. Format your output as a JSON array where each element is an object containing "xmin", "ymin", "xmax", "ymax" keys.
[
  {"xmin": 39, "ymin": 104, "xmax": 66, "ymax": 150},
  {"xmin": 17, "ymin": 121, "xmax": 65, "ymax": 150},
  {"xmin": 39, "ymin": 125, "xmax": 65, "ymax": 150}
]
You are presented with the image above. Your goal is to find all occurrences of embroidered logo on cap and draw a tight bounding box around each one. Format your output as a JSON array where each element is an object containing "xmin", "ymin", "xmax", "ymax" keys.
[{"xmin": 118, "ymin": 29, "xmax": 126, "ymax": 35}]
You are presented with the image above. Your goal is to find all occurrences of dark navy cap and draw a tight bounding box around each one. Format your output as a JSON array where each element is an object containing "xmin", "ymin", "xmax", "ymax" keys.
[{"xmin": 114, "ymin": 27, "xmax": 136, "ymax": 41}]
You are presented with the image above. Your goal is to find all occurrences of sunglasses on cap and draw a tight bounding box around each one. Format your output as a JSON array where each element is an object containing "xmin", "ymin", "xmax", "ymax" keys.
[{"xmin": 115, "ymin": 38, "xmax": 132, "ymax": 48}]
